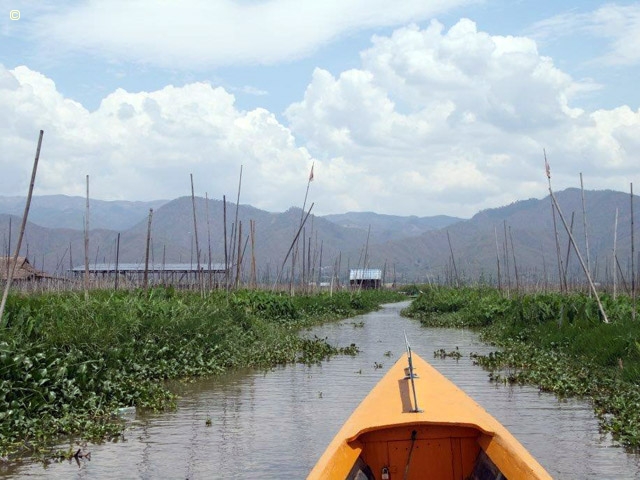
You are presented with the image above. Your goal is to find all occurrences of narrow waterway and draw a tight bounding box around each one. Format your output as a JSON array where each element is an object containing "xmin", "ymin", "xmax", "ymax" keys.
[{"xmin": 5, "ymin": 301, "xmax": 640, "ymax": 479}]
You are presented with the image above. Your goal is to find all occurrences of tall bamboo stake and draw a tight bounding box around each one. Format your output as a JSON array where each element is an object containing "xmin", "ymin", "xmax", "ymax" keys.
[
  {"xmin": 223, "ymin": 195, "xmax": 229, "ymax": 291},
  {"xmin": 545, "ymin": 150, "xmax": 564, "ymax": 291},
  {"xmin": 613, "ymin": 208, "xmax": 619, "ymax": 299},
  {"xmin": 115, "ymin": 232, "xmax": 121, "ymax": 290},
  {"xmin": 509, "ymin": 226, "xmax": 520, "ymax": 293},
  {"xmin": 143, "ymin": 208, "xmax": 153, "ymax": 290},
  {"xmin": 563, "ymin": 212, "xmax": 575, "ymax": 288},
  {"xmin": 190, "ymin": 174, "xmax": 201, "ymax": 283},
  {"xmin": 494, "ymin": 227, "xmax": 502, "ymax": 291},
  {"xmin": 549, "ymin": 189, "xmax": 609, "ymax": 323},
  {"xmin": 0, "ymin": 130, "xmax": 44, "ymax": 325},
  {"xmin": 250, "ymin": 219, "xmax": 257, "ymax": 288},
  {"xmin": 84, "ymin": 175, "xmax": 90, "ymax": 299},
  {"xmin": 235, "ymin": 221, "xmax": 242, "ymax": 289},
  {"xmin": 503, "ymin": 220, "xmax": 510, "ymax": 294},
  {"xmin": 205, "ymin": 193, "xmax": 213, "ymax": 290},
  {"xmin": 580, "ymin": 173, "xmax": 592, "ymax": 277},
  {"xmin": 231, "ymin": 166, "xmax": 243, "ymax": 288},
  {"xmin": 446, "ymin": 230, "xmax": 459, "ymax": 287},
  {"xmin": 631, "ymin": 183, "xmax": 636, "ymax": 320},
  {"xmin": 273, "ymin": 203, "xmax": 314, "ymax": 290}
]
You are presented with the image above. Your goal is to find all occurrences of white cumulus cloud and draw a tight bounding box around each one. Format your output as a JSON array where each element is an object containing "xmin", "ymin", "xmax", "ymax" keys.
[
  {"xmin": 285, "ymin": 19, "xmax": 640, "ymax": 216},
  {"xmin": 27, "ymin": 0, "xmax": 474, "ymax": 68},
  {"xmin": 0, "ymin": 64, "xmax": 314, "ymax": 212}
]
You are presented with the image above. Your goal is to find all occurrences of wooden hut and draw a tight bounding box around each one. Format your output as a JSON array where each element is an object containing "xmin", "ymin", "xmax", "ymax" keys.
[{"xmin": 0, "ymin": 256, "xmax": 50, "ymax": 282}]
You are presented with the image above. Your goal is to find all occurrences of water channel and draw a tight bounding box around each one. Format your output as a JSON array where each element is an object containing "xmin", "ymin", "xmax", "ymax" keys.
[{"xmin": 5, "ymin": 301, "xmax": 640, "ymax": 479}]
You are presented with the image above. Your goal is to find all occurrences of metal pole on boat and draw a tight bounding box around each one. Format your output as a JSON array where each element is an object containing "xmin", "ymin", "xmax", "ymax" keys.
[{"xmin": 404, "ymin": 332, "xmax": 422, "ymax": 413}]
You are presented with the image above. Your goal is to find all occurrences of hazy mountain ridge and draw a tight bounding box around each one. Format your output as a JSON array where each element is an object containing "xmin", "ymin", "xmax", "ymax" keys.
[
  {"xmin": 1, "ymin": 189, "xmax": 638, "ymax": 283},
  {"xmin": 323, "ymin": 211, "xmax": 462, "ymax": 243},
  {"xmin": 0, "ymin": 195, "xmax": 168, "ymax": 231}
]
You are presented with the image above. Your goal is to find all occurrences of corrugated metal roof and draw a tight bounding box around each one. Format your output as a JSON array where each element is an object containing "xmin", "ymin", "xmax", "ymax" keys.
[
  {"xmin": 349, "ymin": 269, "xmax": 382, "ymax": 280},
  {"xmin": 70, "ymin": 263, "xmax": 228, "ymax": 273}
]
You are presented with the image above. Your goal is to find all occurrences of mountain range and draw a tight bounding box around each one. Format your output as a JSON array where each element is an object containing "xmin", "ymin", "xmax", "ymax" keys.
[{"xmin": 0, "ymin": 188, "xmax": 637, "ymax": 285}]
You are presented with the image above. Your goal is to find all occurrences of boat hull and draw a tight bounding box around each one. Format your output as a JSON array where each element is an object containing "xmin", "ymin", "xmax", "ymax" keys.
[{"xmin": 308, "ymin": 352, "xmax": 551, "ymax": 480}]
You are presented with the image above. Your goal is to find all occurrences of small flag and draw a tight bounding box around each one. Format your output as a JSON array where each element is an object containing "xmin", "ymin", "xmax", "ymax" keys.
[
  {"xmin": 309, "ymin": 163, "xmax": 314, "ymax": 182},
  {"xmin": 544, "ymin": 153, "xmax": 551, "ymax": 179}
]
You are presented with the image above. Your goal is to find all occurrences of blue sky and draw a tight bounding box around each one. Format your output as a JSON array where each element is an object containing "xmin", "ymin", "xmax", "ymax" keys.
[{"xmin": 1, "ymin": 1, "xmax": 639, "ymax": 217}]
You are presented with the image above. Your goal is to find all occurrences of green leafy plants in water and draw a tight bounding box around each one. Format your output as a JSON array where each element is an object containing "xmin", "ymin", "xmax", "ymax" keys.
[
  {"xmin": 403, "ymin": 286, "xmax": 640, "ymax": 449},
  {"xmin": 0, "ymin": 287, "xmax": 403, "ymax": 458}
]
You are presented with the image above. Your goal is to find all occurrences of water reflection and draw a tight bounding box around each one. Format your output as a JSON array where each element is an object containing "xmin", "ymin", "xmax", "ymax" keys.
[{"xmin": 6, "ymin": 301, "xmax": 640, "ymax": 479}]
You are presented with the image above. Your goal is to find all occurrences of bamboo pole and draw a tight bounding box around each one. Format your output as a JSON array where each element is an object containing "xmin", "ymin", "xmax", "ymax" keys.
[
  {"xmin": 549, "ymin": 189, "xmax": 609, "ymax": 322},
  {"xmin": 235, "ymin": 221, "xmax": 242, "ymax": 289},
  {"xmin": 223, "ymin": 195, "xmax": 229, "ymax": 291},
  {"xmin": 631, "ymin": 183, "xmax": 636, "ymax": 321},
  {"xmin": 84, "ymin": 175, "xmax": 90, "ymax": 299},
  {"xmin": 190, "ymin": 174, "xmax": 201, "ymax": 287},
  {"xmin": 115, "ymin": 232, "xmax": 121, "ymax": 290},
  {"xmin": 0, "ymin": 130, "xmax": 44, "ymax": 325},
  {"xmin": 580, "ymin": 173, "xmax": 592, "ymax": 277},
  {"xmin": 250, "ymin": 219, "xmax": 257, "ymax": 288},
  {"xmin": 143, "ymin": 208, "xmax": 153, "ymax": 290},
  {"xmin": 205, "ymin": 193, "xmax": 213, "ymax": 290},
  {"xmin": 446, "ymin": 230, "xmax": 459, "ymax": 287},
  {"xmin": 231, "ymin": 166, "xmax": 243, "ymax": 289},
  {"xmin": 273, "ymin": 203, "xmax": 314, "ymax": 290},
  {"xmin": 503, "ymin": 220, "xmax": 510, "ymax": 294},
  {"xmin": 494, "ymin": 227, "xmax": 502, "ymax": 291},
  {"xmin": 545, "ymin": 150, "xmax": 564, "ymax": 291},
  {"xmin": 613, "ymin": 208, "xmax": 619, "ymax": 299},
  {"xmin": 509, "ymin": 226, "xmax": 520, "ymax": 293},
  {"xmin": 563, "ymin": 212, "xmax": 575, "ymax": 288}
]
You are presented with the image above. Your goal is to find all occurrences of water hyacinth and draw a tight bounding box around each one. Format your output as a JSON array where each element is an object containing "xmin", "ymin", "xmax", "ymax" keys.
[
  {"xmin": 0, "ymin": 287, "xmax": 403, "ymax": 458},
  {"xmin": 403, "ymin": 286, "xmax": 640, "ymax": 449}
]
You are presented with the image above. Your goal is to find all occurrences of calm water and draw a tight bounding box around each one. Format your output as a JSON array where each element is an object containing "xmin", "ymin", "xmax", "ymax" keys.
[{"xmin": 4, "ymin": 301, "xmax": 640, "ymax": 479}]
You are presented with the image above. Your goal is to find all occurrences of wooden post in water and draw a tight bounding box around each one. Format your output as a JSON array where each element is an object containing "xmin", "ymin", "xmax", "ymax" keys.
[
  {"xmin": 446, "ymin": 230, "xmax": 459, "ymax": 287},
  {"xmin": 115, "ymin": 233, "xmax": 121, "ymax": 290},
  {"xmin": 550, "ymin": 189, "xmax": 609, "ymax": 323},
  {"xmin": 250, "ymin": 219, "xmax": 257, "ymax": 288},
  {"xmin": 232, "ymin": 166, "xmax": 243, "ymax": 289},
  {"xmin": 494, "ymin": 227, "xmax": 502, "ymax": 291},
  {"xmin": 544, "ymin": 151, "xmax": 564, "ymax": 291},
  {"xmin": 0, "ymin": 130, "xmax": 44, "ymax": 325},
  {"xmin": 84, "ymin": 175, "xmax": 90, "ymax": 299},
  {"xmin": 631, "ymin": 183, "xmax": 636, "ymax": 321},
  {"xmin": 190, "ymin": 174, "xmax": 202, "ymax": 293},
  {"xmin": 503, "ymin": 221, "xmax": 510, "ymax": 294},
  {"xmin": 509, "ymin": 226, "xmax": 520, "ymax": 294},
  {"xmin": 235, "ymin": 221, "xmax": 242, "ymax": 290},
  {"xmin": 274, "ymin": 203, "xmax": 314, "ymax": 290},
  {"xmin": 205, "ymin": 193, "xmax": 213, "ymax": 290},
  {"xmin": 563, "ymin": 212, "xmax": 575, "ymax": 289},
  {"xmin": 613, "ymin": 208, "xmax": 619, "ymax": 299},
  {"xmin": 580, "ymin": 173, "xmax": 592, "ymax": 279},
  {"xmin": 223, "ymin": 195, "xmax": 229, "ymax": 291},
  {"xmin": 143, "ymin": 209, "xmax": 153, "ymax": 290}
]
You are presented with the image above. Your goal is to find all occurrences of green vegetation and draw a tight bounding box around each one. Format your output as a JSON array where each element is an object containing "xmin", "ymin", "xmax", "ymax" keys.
[
  {"xmin": 0, "ymin": 287, "xmax": 403, "ymax": 457},
  {"xmin": 403, "ymin": 286, "xmax": 640, "ymax": 449}
]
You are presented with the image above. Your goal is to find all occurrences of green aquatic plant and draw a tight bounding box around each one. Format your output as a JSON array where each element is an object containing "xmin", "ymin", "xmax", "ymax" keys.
[{"xmin": 0, "ymin": 287, "xmax": 402, "ymax": 457}]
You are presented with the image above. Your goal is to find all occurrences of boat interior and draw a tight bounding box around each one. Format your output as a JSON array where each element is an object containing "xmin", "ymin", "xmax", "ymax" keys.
[{"xmin": 346, "ymin": 424, "xmax": 506, "ymax": 480}]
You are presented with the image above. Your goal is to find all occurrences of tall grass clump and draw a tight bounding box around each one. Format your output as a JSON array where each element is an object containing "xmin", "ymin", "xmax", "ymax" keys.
[{"xmin": 0, "ymin": 287, "xmax": 403, "ymax": 457}]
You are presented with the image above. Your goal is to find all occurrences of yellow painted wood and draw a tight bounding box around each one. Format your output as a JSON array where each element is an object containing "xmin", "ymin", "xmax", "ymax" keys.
[{"xmin": 308, "ymin": 352, "xmax": 552, "ymax": 480}]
